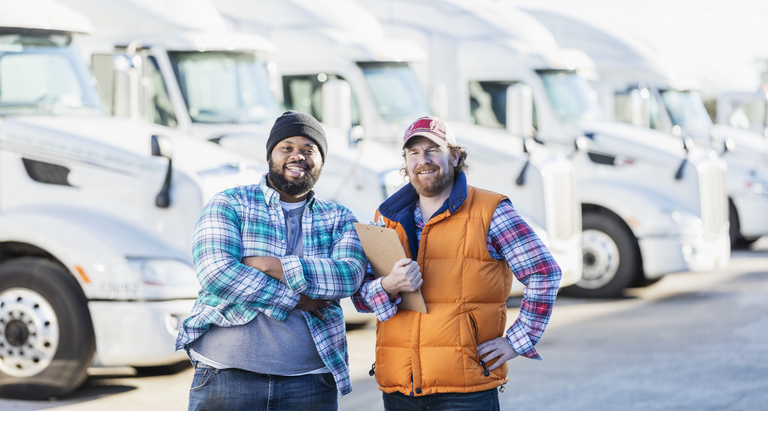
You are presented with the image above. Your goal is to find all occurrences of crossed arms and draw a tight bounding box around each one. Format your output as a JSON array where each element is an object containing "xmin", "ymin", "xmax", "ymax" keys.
[{"xmin": 192, "ymin": 193, "xmax": 366, "ymax": 322}]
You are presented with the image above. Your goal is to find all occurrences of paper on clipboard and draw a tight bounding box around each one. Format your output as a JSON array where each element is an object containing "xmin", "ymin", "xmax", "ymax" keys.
[{"xmin": 354, "ymin": 222, "xmax": 427, "ymax": 313}]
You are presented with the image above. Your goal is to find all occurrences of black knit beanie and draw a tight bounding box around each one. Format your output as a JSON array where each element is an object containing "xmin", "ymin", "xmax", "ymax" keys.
[{"xmin": 266, "ymin": 111, "xmax": 328, "ymax": 162}]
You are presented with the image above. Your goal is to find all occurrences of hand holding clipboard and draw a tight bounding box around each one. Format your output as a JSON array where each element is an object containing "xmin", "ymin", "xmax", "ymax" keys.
[{"xmin": 354, "ymin": 223, "xmax": 427, "ymax": 313}]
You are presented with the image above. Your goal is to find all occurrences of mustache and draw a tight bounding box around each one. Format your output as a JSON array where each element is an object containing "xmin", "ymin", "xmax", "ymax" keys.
[
  {"xmin": 415, "ymin": 164, "xmax": 440, "ymax": 174},
  {"xmin": 283, "ymin": 161, "xmax": 309, "ymax": 170}
]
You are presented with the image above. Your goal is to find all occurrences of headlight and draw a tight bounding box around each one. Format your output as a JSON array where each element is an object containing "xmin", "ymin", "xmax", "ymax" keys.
[
  {"xmin": 127, "ymin": 258, "xmax": 199, "ymax": 287},
  {"xmin": 641, "ymin": 208, "xmax": 703, "ymax": 237},
  {"xmin": 746, "ymin": 180, "xmax": 768, "ymax": 195}
]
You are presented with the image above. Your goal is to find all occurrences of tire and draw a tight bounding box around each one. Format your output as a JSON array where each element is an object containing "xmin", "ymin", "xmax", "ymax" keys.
[
  {"xmin": 728, "ymin": 199, "xmax": 759, "ymax": 250},
  {"xmin": 562, "ymin": 212, "xmax": 640, "ymax": 298},
  {"xmin": 0, "ymin": 258, "xmax": 95, "ymax": 400},
  {"xmin": 728, "ymin": 199, "xmax": 741, "ymax": 248}
]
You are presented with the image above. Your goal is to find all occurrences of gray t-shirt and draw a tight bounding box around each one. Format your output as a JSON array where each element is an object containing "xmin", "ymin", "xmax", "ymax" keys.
[{"xmin": 190, "ymin": 199, "xmax": 328, "ymax": 375}]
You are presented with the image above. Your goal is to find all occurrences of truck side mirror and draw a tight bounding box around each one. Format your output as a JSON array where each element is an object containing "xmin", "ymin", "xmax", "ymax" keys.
[
  {"xmin": 112, "ymin": 54, "xmax": 141, "ymax": 120},
  {"xmin": 349, "ymin": 125, "xmax": 365, "ymax": 148},
  {"xmin": 151, "ymin": 135, "xmax": 174, "ymax": 158},
  {"xmin": 723, "ymin": 138, "xmax": 735, "ymax": 154},
  {"xmin": 321, "ymin": 80, "xmax": 352, "ymax": 130},
  {"xmin": 506, "ymin": 84, "xmax": 533, "ymax": 138},
  {"xmin": 151, "ymin": 135, "xmax": 174, "ymax": 208},
  {"xmin": 574, "ymin": 136, "xmax": 590, "ymax": 152}
]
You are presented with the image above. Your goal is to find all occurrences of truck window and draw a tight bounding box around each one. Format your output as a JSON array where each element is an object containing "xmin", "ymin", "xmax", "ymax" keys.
[
  {"xmin": 0, "ymin": 34, "xmax": 102, "ymax": 115},
  {"xmin": 728, "ymin": 101, "xmax": 766, "ymax": 131},
  {"xmin": 358, "ymin": 62, "xmax": 430, "ymax": 122},
  {"xmin": 538, "ymin": 71, "xmax": 603, "ymax": 123},
  {"xmin": 147, "ymin": 56, "xmax": 177, "ymax": 128},
  {"xmin": 648, "ymin": 91, "xmax": 664, "ymax": 131},
  {"xmin": 282, "ymin": 74, "xmax": 360, "ymax": 126},
  {"xmin": 660, "ymin": 89, "xmax": 712, "ymax": 130},
  {"xmin": 468, "ymin": 80, "xmax": 538, "ymax": 131},
  {"xmin": 614, "ymin": 89, "xmax": 665, "ymax": 131},
  {"xmin": 614, "ymin": 91, "xmax": 632, "ymax": 124},
  {"xmin": 168, "ymin": 51, "xmax": 280, "ymax": 124}
]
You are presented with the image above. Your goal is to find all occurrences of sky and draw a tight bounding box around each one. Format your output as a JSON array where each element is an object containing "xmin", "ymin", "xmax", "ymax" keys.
[{"xmin": 507, "ymin": 0, "xmax": 768, "ymax": 98}]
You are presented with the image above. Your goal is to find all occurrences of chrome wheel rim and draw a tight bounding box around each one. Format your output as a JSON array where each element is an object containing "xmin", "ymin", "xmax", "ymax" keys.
[
  {"xmin": 579, "ymin": 229, "xmax": 621, "ymax": 289},
  {"xmin": 0, "ymin": 288, "xmax": 60, "ymax": 377}
]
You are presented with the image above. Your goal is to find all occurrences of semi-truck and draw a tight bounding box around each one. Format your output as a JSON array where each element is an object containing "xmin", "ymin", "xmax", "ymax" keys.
[
  {"xmin": 525, "ymin": 8, "xmax": 768, "ymax": 248},
  {"xmin": 59, "ymin": 0, "xmax": 405, "ymax": 226},
  {"xmin": 0, "ymin": 0, "xmax": 261, "ymax": 399},
  {"xmin": 215, "ymin": 0, "xmax": 584, "ymax": 292},
  {"xmin": 359, "ymin": 0, "xmax": 730, "ymax": 298}
]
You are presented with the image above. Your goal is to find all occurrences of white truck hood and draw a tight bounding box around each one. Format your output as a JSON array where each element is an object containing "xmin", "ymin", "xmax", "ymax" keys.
[
  {"xmin": 576, "ymin": 120, "xmax": 688, "ymax": 159},
  {"xmin": 1, "ymin": 115, "xmax": 254, "ymax": 175}
]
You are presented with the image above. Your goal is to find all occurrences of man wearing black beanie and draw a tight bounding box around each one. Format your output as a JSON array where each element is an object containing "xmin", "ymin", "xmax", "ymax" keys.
[{"xmin": 178, "ymin": 111, "xmax": 368, "ymax": 411}]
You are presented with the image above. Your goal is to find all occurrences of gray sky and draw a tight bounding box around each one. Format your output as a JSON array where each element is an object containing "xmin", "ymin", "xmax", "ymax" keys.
[{"xmin": 507, "ymin": 0, "xmax": 768, "ymax": 97}]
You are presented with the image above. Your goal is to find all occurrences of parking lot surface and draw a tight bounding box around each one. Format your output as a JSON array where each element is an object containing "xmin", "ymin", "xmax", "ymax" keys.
[{"xmin": 1, "ymin": 242, "xmax": 767, "ymax": 411}]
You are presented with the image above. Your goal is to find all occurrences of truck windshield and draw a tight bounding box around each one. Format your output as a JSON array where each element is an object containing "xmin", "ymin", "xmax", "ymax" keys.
[
  {"xmin": 168, "ymin": 51, "xmax": 280, "ymax": 124},
  {"xmin": 538, "ymin": 71, "xmax": 603, "ymax": 123},
  {"xmin": 0, "ymin": 33, "xmax": 103, "ymax": 115},
  {"xmin": 359, "ymin": 62, "xmax": 430, "ymax": 122},
  {"xmin": 659, "ymin": 89, "xmax": 712, "ymax": 130}
]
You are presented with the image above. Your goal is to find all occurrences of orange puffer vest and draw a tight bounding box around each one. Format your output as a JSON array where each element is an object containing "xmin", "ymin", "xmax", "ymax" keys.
[{"xmin": 374, "ymin": 184, "xmax": 513, "ymax": 396}]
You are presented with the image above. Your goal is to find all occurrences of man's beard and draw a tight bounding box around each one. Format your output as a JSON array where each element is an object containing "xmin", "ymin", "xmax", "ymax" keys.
[
  {"xmin": 268, "ymin": 159, "xmax": 322, "ymax": 197},
  {"xmin": 409, "ymin": 164, "xmax": 454, "ymax": 198}
]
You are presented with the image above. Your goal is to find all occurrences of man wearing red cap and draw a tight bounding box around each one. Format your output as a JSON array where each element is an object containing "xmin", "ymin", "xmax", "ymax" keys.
[{"xmin": 353, "ymin": 116, "xmax": 561, "ymax": 410}]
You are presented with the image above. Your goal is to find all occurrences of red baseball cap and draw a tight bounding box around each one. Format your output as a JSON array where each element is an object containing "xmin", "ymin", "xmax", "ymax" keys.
[{"xmin": 402, "ymin": 116, "xmax": 458, "ymax": 149}]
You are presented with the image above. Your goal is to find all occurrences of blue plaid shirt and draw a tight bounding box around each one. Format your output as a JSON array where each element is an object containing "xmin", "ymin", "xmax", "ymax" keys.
[{"xmin": 175, "ymin": 174, "xmax": 366, "ymax": 396}]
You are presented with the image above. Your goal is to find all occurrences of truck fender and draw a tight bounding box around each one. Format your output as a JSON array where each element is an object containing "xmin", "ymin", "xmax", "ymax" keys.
[{"xmin": 578, "ymin": 179, "xmax": 698, "ymax": 239}]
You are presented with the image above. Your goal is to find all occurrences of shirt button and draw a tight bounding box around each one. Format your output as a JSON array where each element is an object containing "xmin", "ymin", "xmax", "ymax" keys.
[{"xmin": 415, "ymin": 388, "xmax": 422, "ymax": 394}]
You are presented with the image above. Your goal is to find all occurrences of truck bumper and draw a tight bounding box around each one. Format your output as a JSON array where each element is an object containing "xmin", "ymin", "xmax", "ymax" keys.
[
  {"xmin": 88, "ymin": 299, "xmax": 194, "ymax": 367},
  {"xmin": 638, "ymin": 231, "xmax": 730, "ymax": 279}
]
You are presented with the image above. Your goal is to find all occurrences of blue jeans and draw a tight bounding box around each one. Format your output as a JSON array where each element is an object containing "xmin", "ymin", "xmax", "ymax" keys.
[
  {"xmin": 382, "ymin": 388, "xmax": 500, "ymax": 411},
  {"xmin": 188, "ymin": 364, "xmax": 338, "ymax": 411}
]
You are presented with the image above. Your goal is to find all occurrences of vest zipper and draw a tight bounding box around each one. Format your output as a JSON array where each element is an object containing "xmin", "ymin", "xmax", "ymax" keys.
[
  {"xmin": 468, "ymin": 312, "xmax": 479, "ymax": 341},
  {"xmin": 368, "ymin": 362, "xmax": 376, "ymax": 376},
  {"xmin": 468, "ymin": 312, "xmax": 490, "ymax": 377}
]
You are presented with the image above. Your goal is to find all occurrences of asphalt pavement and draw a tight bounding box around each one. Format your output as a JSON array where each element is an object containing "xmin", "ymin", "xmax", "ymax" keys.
[{"xmin": 1, "ymin": 240, "xmax": 766, "ymax": 411}]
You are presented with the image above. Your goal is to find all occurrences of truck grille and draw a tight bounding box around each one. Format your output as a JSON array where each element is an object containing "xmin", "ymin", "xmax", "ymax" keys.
[
  {"xmin": 698, "ymin": 164, "xmax": 728, "ymax": 234},
  {"xmin": 543, "ymin": 163, "xmax": 580, "ymax": 243}
]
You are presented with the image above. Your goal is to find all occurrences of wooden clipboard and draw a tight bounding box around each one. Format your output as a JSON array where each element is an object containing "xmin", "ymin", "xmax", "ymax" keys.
[{"xmin": 354, "ymin": 222, "xmax": 427, "ymax": 313}]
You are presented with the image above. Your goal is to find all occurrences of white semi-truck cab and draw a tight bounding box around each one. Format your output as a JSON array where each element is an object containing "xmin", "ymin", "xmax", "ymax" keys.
[
  {"xmin": 525, "ymin": 9, "xmax": 768, "ymax": 249},
  {"xmin": 0, "ymin": 0, "xmax": 261, "ymax": 399},
  {"xmin": 61, "ymin": 0, "xmax": 405, "ymax": 225},
  {"xmin": 360, "ymin": 0, "xmax": 730, "ymax": 298},
  {"xmin": 215, "ymin": 0, "xmax": 583, "ymax": 292}
]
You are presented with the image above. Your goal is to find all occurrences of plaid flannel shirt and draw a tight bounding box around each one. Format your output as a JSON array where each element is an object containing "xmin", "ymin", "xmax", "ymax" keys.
[
  {"xmin": 352, "ymin": 198, "xmax": 560, "ymax": 360},
  {"xmin": 175, "ymin": 174, "xmax": 366, "ymax": 396}
]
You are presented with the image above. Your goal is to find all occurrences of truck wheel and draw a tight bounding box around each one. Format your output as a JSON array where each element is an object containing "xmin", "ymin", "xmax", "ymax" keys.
[
  {"xmin": 563, "ymin": 212, "xmax": 640, "ymax": 298},
  {"xmin": 728, "ymin": 199, "xmax": 740, "ymax": 248},
  {"xmin": 0, "ymin": 258, "xmax": 95, "ymax": 400},
  {"xmin": 728, "ymin": 200, "xmax": 758, "ymax": 250}
]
